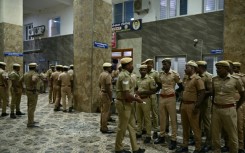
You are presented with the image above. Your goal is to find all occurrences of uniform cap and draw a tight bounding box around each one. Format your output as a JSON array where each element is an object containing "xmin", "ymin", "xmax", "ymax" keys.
[
  {"xmin": 139, "ymin": 64, "xmax": 147, "ymax": 69},
  {"xmin": 186, "ymin": 61, "xmax": 198, "ymax": 67},
  {"xmin": 103, "ymin": 62, "xmax": 112, "ymax": 67},
  {"xmin": 225, "ymin": 60, "xmax": 233, "ymax": 65},
  {"xmin": 13, "ymin": 63, "xmax": 21, "ymax": 67},
  {"xmin": 141, "ymin": 61, "xmax": 146, "ymax": 65},
  {"xmin": 233, "ymin": 62, "xmax": 241, "ymax": 67},
  {"xmin": 117, "ymin": 64, "xmax": 122, "ymax": 69},
  {"xmin": 145, "ymin": 59, "xmax": 153, "ymax": 63},
  {"xmin": 162, "ymin": 58, "xmax": 172, "ymax": 63},
  {"xmin": 120, "ymin": 57, "xmax": 132, "ymax": 64},
  {"xmin": 70, "ymin": 64, "xmax": 74, "ymax": 67},
  {"xmin": 56, "ymin": 65, "xmax": 63, "ymax": 68},
  {"xmin": 28, "ymin": 63, "xmax": 38, "ymax": 67},
  {"xmin": 215, "ymin": 61, "xmax": 230, "ymax": 67},
  {"xmin": 50, "ymin": 64, "xmax": 55, "ymax": 68},
  {"xmin": 196, "ymin": 61, "xmax": 207, "ymax": 66},
  {"xmin": 63, "ymin": 66, "xmax": 69, "ymax": 69},
  {"xmin": 0, "ymin": 62, "xmax": 6, "ymax": 66}
]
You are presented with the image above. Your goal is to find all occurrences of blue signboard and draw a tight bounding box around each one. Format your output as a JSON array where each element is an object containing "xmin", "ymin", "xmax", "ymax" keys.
[
  {"xmin": 94, "ymin": 41, "xmax": 108, "ymax": 49},
  {"xmin": 211, "ymin": 49, "xmax": 223, "ymax": 54},
  {"xmin": 112, "ymin": 19, "xmax": 142, "ymax": 32},
  {"xmin": 4, "ymin": 52, "xmax": 23, "ymax": 57}
]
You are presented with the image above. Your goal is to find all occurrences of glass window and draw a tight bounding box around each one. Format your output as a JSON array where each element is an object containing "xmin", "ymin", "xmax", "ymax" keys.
[
  {"xmin": 48, "ymin": 17, "xmax": 60, "ymax": 37},
  {"xmin": 114, "ymin": 3, "xmax": 123, "ymax": 23},
  {"xmin": 112, "ymin": 52, "xmax": 122, "ymax": 57},
  {"xmin": 160, "ymin": 0, "xmax": 178, "ymax": 20},
  {"xmin": 24, "ymin": 23, "xmax": 34, "ymax": 41},
  {"xmin": 169, "ymin": 0, "xmax": 177, "ymax": 18},
  {"xmin": 160, "ymin": 0, "xmax": 167, "ymax": 19},
  {"xmin": 113, "ymin": 1, "xmax": 134, "ymax": 23},
  {"xmin": 124, "ymin": 1, "xmax": 134, "ymax": 22},
  {"xmin": 123, "ymin": 51, "xmax": 132, "ymax": 57},
  {"xmin": 204, "ymin": 0, "xmax": 224, "ymax": 13},
  {"xmin": 179, "ymin": 0, "xmax": 187, "ymax": 15},
  {"xmin": 217, "ymin": 0, "xmax": 224, "ymax": 10}
]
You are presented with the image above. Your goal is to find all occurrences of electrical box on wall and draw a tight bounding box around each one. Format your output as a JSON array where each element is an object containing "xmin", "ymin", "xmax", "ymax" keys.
[{"xmin": 134, "ymin": 0, "xmax": 151, "ymax": 15}]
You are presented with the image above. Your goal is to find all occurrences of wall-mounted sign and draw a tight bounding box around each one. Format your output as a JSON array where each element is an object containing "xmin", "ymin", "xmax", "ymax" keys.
[
  {"xmin": 4, "ymin": 52, "xmax": 23, "ymax": 57},
  {"xmin": 111, "ymin": 32, "xmax": 117, "ymax": 48},
  {"xmin": 211, "ymin": 49, "xmax": 223, "ymax": 54},
  {"xmin": 94, "ymin": 41, "xmax": 108, "ymax": 49},
  {"xmin": 112, "ymin": 19, "xmax": 142, "ymax": 32},
  {"xmin": 28, "ymin": 25, "xmax": 45, "ymax": 37}
]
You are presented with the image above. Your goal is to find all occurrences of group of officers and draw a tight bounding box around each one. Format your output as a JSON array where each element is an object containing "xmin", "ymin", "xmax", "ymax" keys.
[
  {"xmin": 99, "ymin": 57, "xmax": 245, "ymax": 153},
  {"xmin": 0, "ymin": 62, "xmax": 74, "ymax": 128}
]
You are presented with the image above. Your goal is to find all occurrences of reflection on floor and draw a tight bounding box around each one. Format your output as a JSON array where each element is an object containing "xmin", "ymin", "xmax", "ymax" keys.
[{"xmin": 0, "ymin": 93, "xmax": 206, "ymax": 153}]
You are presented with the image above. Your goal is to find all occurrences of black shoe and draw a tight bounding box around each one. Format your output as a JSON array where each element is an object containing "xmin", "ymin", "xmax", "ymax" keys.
[
  {"xmin": 144, "ymin": 137, "xmax": 151, "ymax": 144},
  {"xmin": 133, "ymin": 148, "xmax": 145, "ymax": 153},
  {"xmin": 16, "ymin": 111, "xmax": 25, "ymax": 115},
  {"xmin": 108, "ymin": 117, "xmax": 116, "ymax": 122},
  {"xmin": 68, "ymin": 107, "xmax": 73, "ymax": 113},
  {"xmin": 136, "ymin": 134, "xmax": 142, "ymax": 139},
  {"xmin": 142, "ymin": 130, "xmax": 147, "ymax": 135},
  {"xmin": 33, "ymin": 121, "xmax": 39, "ymax": 124},
  {"xmin": 153, "ymin": 132, "xmax": 158, "ymax": 139},
  {"xmin": 1, "ymin": 113, "xmax": 9, "ymax": 117},
  {"xmin": 165, "ymin": 128, "xmax": 169, "ymax": 133},
  {"xmin": 193, "ymin": 150, "xmax": 202, "ymax": 153},
  {"xmin": 238, "ymin": 149, "xmax": 245, "ymax": 153},
  {"xmin": 221, "ymin": 146, "xmax": 229, "ymax": 152},
  {"xmin": 201, "ymin": 145, "xmax": 211, "ymax": 152},
  {"xmin": 27, "ymin": 124, "xmax": 40, "ymax": 128},
  {"xmin": 175, "ymin": 147, "xmax": 188, "ymax": 153},
  {"xmin": 154, "ymin": 136, "xmax": 165, "ymax": 144},
  {"xmin": 169, "ymin": 140, "xmax": 177, "ymax": 150},
  {"xmin": 63, "ymin": 110, "xmax": 67, "ymax": 112},
  {"xmin": 115, "ymin": 149, "xmax": 131, "ymax": 153},
  {"xmin": 188, "ymin": 139, "xmax": 195, "ymax": 145},
  {"xmin": 54, "ymin": 108, "xmax": 60, "ymax": 111},
  {"xmin": 100, "ymin": 130, "xmax": 114, "ymax": 134},
  {"xmin": 10, "ymin": 113, "xmax": 16, "ymax": 119}
]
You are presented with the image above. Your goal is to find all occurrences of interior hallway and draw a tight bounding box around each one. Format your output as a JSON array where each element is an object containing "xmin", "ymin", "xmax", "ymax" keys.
[{"xmin": 0, "ymin": 93, "xmax": 201, "ymax": 153}]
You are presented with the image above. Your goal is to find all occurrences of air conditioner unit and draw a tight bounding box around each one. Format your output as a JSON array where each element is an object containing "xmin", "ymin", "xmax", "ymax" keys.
[
  {"xmin": 33, "ymin": 25, "xmax": 45, "ymax": 36},
  {"xmin": 28, "ymin": 28, "xmax": 34, "ymax": 36},
  {"xmin": 134, "ymin": 0, "xmax": 150, "ymax": 15}
]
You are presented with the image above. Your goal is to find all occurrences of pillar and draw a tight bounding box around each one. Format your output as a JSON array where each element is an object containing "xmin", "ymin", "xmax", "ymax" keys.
[
  {"xmin": 73, "ymin": 0, "xmax": 112, "ymax": 112},
  {"xmin": 223, "ymin": 0, "xmax": 245, "ymax": 73}
]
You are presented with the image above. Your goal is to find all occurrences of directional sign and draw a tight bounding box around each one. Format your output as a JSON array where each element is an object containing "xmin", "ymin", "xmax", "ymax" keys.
[
  {"xmin": 94, "ymin": 41, "xmax": 108, "ymax": 49},
  {"xmin": 4, "ymin": 52, "xmax": 23, "ymax": 57},
  {"xmin": 210, "ymin": 49, "xmax": 223, "ymax": 54}
]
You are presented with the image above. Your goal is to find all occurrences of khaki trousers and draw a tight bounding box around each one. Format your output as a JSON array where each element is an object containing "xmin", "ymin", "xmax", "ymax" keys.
[
  {"xmin": 53, "ymin": 86, "xmax": 61, "ymax": 108},
  {"xmin": 0, "ymin": 86, "xmax": 8, "ymax": 113},
  {"xmin": 211, "ymin": 106, "xmax": 238, "ymax": 153},
  {"xmin": 150, "ymin": 94, "xmax": 159, "ymax": 132},
  {"xmin": 99, "ymin": 92, "xmax": 111, "ymax": 131},
  {"xmin": 49, "ymin": 86, "xmax": 53, "ymax": 103},
  {"xmin": 181, "ymin": 103, "xmax": 201, "ymax": 150},
  {"xmin": 26, "ymin": 91, "xmax": 38, "ymax": 125},
  {"xmin": 61, "ymin": 86, "xmax": 72, "ymax": 110},
  {"xmin": 115, "ymin": 100, "xmax": 139, "ymax": 152},
  {"xmin": 136, "ymin": 97, "xmax": 151, "ymax": 137},
  {"xmin": 237, "ymin": 103, "xmax": 245, "ymax": 150},
  {"xmin": 159, "ymin": 96, "xmax": 177, "ymax": 141},
  {"xmin": 10, "ymin": 88, "xmax": 22, "ymax": 113}
]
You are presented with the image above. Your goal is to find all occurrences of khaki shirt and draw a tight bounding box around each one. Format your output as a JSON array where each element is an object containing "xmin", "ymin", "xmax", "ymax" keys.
[
  {"xmin": 159, "ymin": 69, "xmax": 181, "ymax": 95},
  {"xmin": 213, "ymin": 73, "xmax": 244, "ymax": 105},
  {"xmin": 58, "ymin": 72, "xmax": 72, "ymax": 86},
  {"xmin": 68, "ymin": 69, "xmax": 73, "ymax": 77},
  {"xmin": 182, "ymin": 73, "xmax": 205, "ymax": 102},
  {"xmin": 51, "ymin": 71, "xmax": 62, "ymax": 87},
  {"xmin": 116, "ymin": 69, "xmax": 134, "ymax": 100},
  {"xmin": 0, "ymin": 68, "xmax": 8, "ymax": 87},
  {"xmin": 99, "ymin": 71, "xmax": 112, "ymax": 92},
  {"xmin": 136, "ymin": 75, "xmax": 156, "ymax": 97},
  {"xmin": 23, "ymin": 70, "xmax": 39, "ymax": 90},
  {"xmin": 9, "ymin": 70, "xmax": 22, "ymax": 88},
  {"xmin": 148, "ymin": 69, "xmax": 161, "ymax": 83},
  {"xmin": 46, "ymin": 69, "xmax": 53, "ymax": 80},
  {"xmin": 232, "ymin": 73, "xmax": 245, "ymax": 101},
  {"xmin": 199, "ymin": 71, "xmax": 212, "ymax": 91}
]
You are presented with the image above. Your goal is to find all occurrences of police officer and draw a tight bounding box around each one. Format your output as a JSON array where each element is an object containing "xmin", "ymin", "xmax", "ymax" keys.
[
  {"xmin": 58, "ymin": 66, "xmax": 73, "ymax": 112},
  {"xmin": 46, "ymin": 64, "xmax": 55, "ymax": 103},
  {"xmin": 68, "ymin": 65, "xmax": 74, "ymax": 109},
  {"xmin": 144, "ymin": 59, "xmax": 162, "ymax": 139},
  {"xmin": 115, "ymin": 57, "xmax": 145, "ymax": 153},
  {"xmin": 52, "ymin": 65, "xmax": 63, "ymax": 111},
  {"xmin": 0, "ymin": 62, "xmax": 9, "ymax": 117},
  {"xmin": 212, "ymin": 61, "xmax": 244, "ymax": 153},
  {"xmin": 135, "ymin": 64, "xmax": 157, "ymax": 143},
  {"xmin": 99, "ymin": 62, "xmax": 113, "ymax": 133},
  {"xmin": 22, "ymin": 63, "xmax": 40, "ymax": 128},
  {"xmin": 196, "ymin": 61, "xmax": 212, "ymax": 152},
  {"xmin": 9, "ymin": 63, "xmax": 24, "ymax": 119},
  {"xmin": 176, "ymin": 61, "xmax": 205, "ymax": 153},
  {"xmin": 155, "ymin": 58, "xmax": 183, "ymax": 150}
]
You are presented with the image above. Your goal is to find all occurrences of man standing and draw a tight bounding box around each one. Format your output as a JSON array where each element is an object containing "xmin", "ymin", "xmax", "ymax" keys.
[
  {"xmin": 98, "ymin": 62, "xmax": 113, "ymax": 133},
  {"xmin": 52, "ymin": 65, "xmax": 63, "ymax": 111},
  {"xmin": 115, "ymin": 57, "xmax": 145, "ymax": 153},
  {"xmin": 196, "ymin": 61, "xmax": 212, "ymax": 152},
  {"xmin": 0, "ymin": 62, "xmax": 9, "ymax": 117},
  {"xmin": 212, "ymin": 61, "xmax": 244, "ymax": 153},
  {"xmin": 154, "ymin": 58, "xmax": 183, "ymax": 150},
  {"xmin": 9, "ymin": 63, "xmax": 24, "ymax": 119},
  {"xmin": 22, "ymin": 63, "xmax": 40, "ymax": 128},
  {"xmin": 144, "ymin": 59, "xmax": 162, "ymax": 139},
  {"xmin": 46, "ymin": 64, "xmax": 55, "ymax": 103},
  {"xmin": 176, "ymin": 61, "xmax": 205, "ymax": 153}
]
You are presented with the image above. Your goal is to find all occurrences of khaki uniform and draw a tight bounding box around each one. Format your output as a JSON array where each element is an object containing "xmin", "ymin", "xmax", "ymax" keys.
[
  {"xmin": 22, "ymin": 70, "xmax": 39, "ymax": 126},
  {"xmin": 40, "ymin": 72, "xmax": 47, "ymax": 93},
  {"xmin": 58, "ymin": 71, "xmax": 73, "ymax": 110},
  {"xmin": 199, "ymin": 71, "xmax": 212, "ymax": 145},
  {"xmin": 115, "ymin": 69, "xmax": 140, "ymax": 152},
  {"xmin": 181, "ymin": 73, "xmax": 205, "ymax": 150},
  {"xmin": 159, "ymin": 69, "xmax": 181, "ymax": 141},
  {"xmin": 68, "ymin": 69, "xmax": 74, "ymax": 107},
  {"xmin": 9, "ymin": 70, "xmax": 22, "ymax": 113},
  {"xmin": 212, "ymin": 74, "xmax": 244, "ymax": 153},
  {"xmin": 51, "ymin": 71, "xmax": 62, "ymax": 108},
  {"xmin": 0, "ymin": 68, "xmax": 8, "ymax": 114},
  {"xmin": 147, "ymin": 69, "xmax": 160, "ymax": 132},
  {"xmin": 136, "ymin": 75, "xmax": 155, "ymax": 137},
  {"xmin": 99, "ymin": 70, "xmax": 112, "ymax": 131},
  {"xmin": 46, "ymin": 69, "xmax": 54, "ymax": 103}
]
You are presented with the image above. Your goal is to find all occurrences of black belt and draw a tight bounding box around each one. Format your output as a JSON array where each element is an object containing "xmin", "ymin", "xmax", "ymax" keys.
[
  {"xmin": 26, "ymin": 89, "xmax": 37, "ymax": 91},
  {"xmin": 0, "ymin": 84, "xmax": 4, "ymax": 86}
]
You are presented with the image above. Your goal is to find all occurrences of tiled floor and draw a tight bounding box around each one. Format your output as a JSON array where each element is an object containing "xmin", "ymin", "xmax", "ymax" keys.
[{"xmin": 0, "ymin": 93, "xmax": 206, "ymax": 153}]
